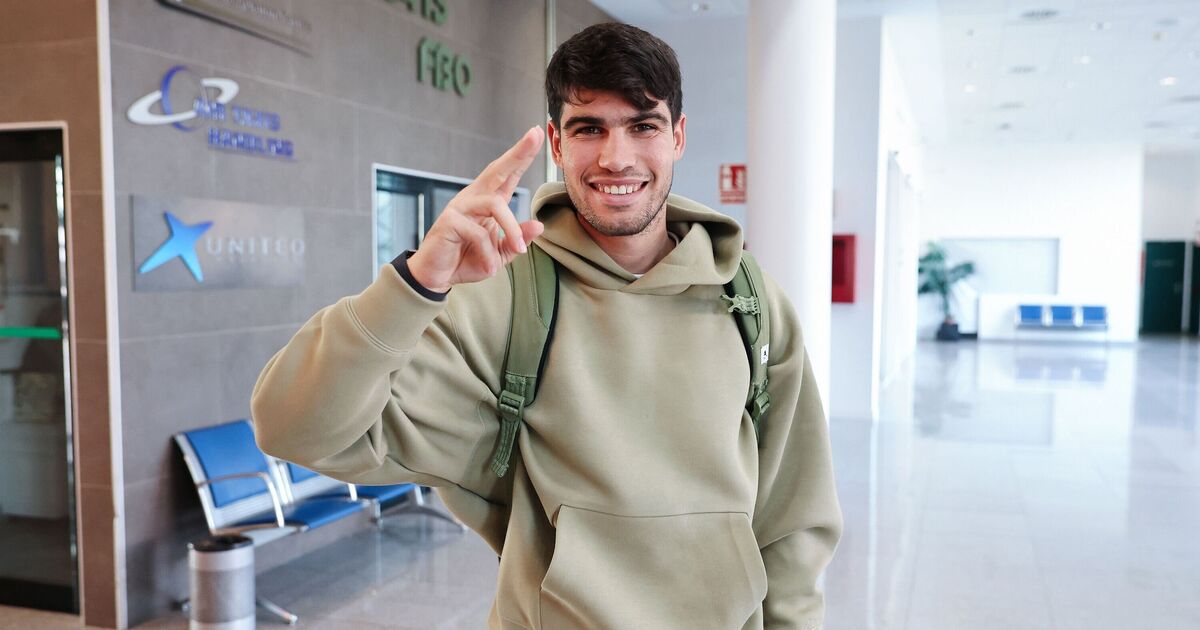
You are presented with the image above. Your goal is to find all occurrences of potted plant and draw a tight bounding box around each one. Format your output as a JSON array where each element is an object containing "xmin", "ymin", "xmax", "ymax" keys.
[{"xmin": 918, "ymin": 242, "xmax": 976, "ymax": 341}]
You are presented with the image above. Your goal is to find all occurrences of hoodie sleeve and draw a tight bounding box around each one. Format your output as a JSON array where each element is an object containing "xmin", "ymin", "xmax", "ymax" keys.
[
  {"xmin": 250, "ymin": 264, "xmax": 511, "ymax": 515},
  {"xmin": 752, "ymin": 275, "xmax": 844, "ymax": 629}
]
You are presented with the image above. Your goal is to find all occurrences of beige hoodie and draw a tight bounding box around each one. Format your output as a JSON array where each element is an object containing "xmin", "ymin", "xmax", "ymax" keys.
[{"xmin": 252, "ymin": 183, "xmax": 842, "ymax": 629}]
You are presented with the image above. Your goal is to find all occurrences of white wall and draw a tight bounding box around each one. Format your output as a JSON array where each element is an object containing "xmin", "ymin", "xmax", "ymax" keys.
[
  {"xmin": 831, "ymin": 17, "xmax": 884, "ymax": 420},
  {"xmin": 1142, "ymin": 152, "xmax": 1200, "ymax": 242},
  {"xmin": 920, "ymin": 142, "xmax": 1144, "ymax": 342},
  {"xmin": 639, "ymin": 17, "xmax": 748, "ymax": 226},
  {"xmin": 829, "ymin": 18, "xmax": 924, "ymax": 419},
  {"xmin": 876, "ymin": 26, "xmax": 922, "ymax": 389}
]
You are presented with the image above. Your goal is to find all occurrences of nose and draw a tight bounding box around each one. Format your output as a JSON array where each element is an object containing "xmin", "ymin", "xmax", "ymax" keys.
[{"xmin": 597, "ymin": 130, "xmax": 636, "ymax": 173}]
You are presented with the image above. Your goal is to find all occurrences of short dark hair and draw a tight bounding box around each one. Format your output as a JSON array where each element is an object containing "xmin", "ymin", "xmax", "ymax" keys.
[{"xmin": 546, "ymin": 23, "xmax": 683, "ymax": 128}]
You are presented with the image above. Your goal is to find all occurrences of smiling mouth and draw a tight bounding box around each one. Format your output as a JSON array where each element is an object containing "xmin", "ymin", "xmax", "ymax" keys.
[{"xmin": 589, "ymin": 181, "xmax": 648, "ymax": 196}]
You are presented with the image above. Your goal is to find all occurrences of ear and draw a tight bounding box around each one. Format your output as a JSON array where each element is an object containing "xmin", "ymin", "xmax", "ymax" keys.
[
  {"xmin": 547, "ymin": 120, "xmax": 564, "ymax": 168},
  {"xmin": 672, "ymin": 113, "xmax": 687, "ymax": 161}
]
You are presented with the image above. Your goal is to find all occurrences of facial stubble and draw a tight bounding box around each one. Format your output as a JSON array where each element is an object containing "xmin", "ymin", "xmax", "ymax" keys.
[{"xmin": 565, "ymin": 172, "xmax": 674, "ymax": 237}]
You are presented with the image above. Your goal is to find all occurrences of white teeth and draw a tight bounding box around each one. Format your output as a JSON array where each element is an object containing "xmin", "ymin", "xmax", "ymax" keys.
[{"xmin": 598, "ymin": 183, "xmax": 640, "ymax": 195}]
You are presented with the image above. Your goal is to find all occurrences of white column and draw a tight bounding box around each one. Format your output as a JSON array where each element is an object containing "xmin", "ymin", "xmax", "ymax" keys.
[{"xmin": 747, "ymin": 0, "xmax": 836, "ymax": 412}]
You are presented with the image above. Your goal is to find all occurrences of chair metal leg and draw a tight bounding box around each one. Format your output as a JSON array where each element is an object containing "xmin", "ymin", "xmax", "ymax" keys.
[
  {"xmin": 257, "ymin": 596, "xmax": 298, "ymax": 625},
  {"xmin": 378, "ymin": 486, "xmax": 467, "ymax": 531},
  {"xmin": 371, "ymin": 499, "xmax": 383, "ymax": 527},
  {"xmin": 401, "ymin": 504, "xmax": 468, "ymax": 530}
]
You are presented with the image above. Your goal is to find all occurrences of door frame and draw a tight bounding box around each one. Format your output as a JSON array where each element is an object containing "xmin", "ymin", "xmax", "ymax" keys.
[
  {"xmin": 0, "ymin": 121, "xmax": 79, "ymax": 613},
  {"xmin": 370, "ymin": 163, "xmax": 531, "ymax": 273}
]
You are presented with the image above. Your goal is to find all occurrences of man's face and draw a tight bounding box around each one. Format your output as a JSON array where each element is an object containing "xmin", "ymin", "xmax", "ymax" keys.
[{"xmin": 548, "ymin": 89, "xmax": 686, "ymax": 237}]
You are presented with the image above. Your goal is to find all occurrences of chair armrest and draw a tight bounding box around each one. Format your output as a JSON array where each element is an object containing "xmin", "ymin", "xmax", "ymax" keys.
[{"xmin": 197, "ymin": 471, "xmax": 286, "ymax": 528}]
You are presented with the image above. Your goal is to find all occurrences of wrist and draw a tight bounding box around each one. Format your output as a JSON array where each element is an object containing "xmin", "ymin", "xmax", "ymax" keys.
[{"xmin": 406, "ymin": 250, "xmax": 452, "ymax": 293}]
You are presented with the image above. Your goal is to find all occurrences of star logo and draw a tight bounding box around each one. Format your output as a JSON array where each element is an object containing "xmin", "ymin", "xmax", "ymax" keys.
[{"xmin": 138, "ymin": 212, "xmax": 213, "ymax": 282}]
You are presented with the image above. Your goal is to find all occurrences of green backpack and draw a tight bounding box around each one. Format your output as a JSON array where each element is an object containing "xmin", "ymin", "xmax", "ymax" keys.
[{"xmin": 489, "ymin": 243, "xmax": 772, "ymax": 477}]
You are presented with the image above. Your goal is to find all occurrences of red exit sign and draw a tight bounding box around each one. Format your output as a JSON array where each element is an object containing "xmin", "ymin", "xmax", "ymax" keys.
[{"xmin": 719, "ymin": 164, "xmax": 746, "ymax": 204}]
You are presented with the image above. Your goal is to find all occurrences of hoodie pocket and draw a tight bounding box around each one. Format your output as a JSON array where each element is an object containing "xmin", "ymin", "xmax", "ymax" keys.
[{"xmin": 538, "ymin": 506, "xmax": 767, "ymax": 629}]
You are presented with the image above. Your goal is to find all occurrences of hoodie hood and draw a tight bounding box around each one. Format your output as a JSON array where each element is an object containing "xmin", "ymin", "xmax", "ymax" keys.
[{"xmin": 529, "ymin": 182, "xmax": 744, "ymax": 295}]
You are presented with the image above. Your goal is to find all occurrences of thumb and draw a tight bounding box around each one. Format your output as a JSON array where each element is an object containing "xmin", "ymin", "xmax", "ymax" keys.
[{"xmin": 520, "ymin": 220, "xmax": 544, "ymax": 245}]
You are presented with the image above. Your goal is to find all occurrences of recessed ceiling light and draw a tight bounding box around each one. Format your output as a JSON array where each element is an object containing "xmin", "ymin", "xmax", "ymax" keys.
[
  {"xmin": 998, "ymin": 101, "xmax": 1025, "ymax": 110},
  {"xmin": 1064, "ymin": 80, "xmax": 1076, "ymax": 89},
  {"xmin": 966, "ymin": 28, "xmax": 976, "ymax": 37},
  {"xmin": 1161, "ymin": 76, "xmax": 1179, "ymax": 86},
  {"xmin": 1020, "ymin": 9, "xmax": 1059, "ymax": 21},
  {"xmin": 1010, "ymin": 65, "xmax": 1038, "ymax": 75},
  {"xmin": 1146, "ymin": 121, "xmax": 1170, "ymax": 129},
  {"xmin": 1075, "ymin": 55, "xmax": 1092, "ymax": 65},
  {"xmin": 998, "ymin": 122, "xmax": 1013, "ymax": 131},
  {"xmin": 690, "ymin": 2, "xmax": 709, "ymax": 11},
  {"xmin": 964, "ymin": 84, "xmax": 978, "ymax": 93},
  {"xmin": 1172, "ymin": 94, "xmax": 1200, "ymax": 104},
  {"xmin": 1190, "ymin": 50, "xmax": 1200, "ymax": 60},
  {"xmin": 1091, "ymin": 21, "xmax": 1111, "ymax": 31},
  {"xmin": 967, "ymin": 60, "xmax": 979, "ymax": 70},
  {"xmin": 1157, "ymin": 17, "xmax": 1179, "ymax": 28}
]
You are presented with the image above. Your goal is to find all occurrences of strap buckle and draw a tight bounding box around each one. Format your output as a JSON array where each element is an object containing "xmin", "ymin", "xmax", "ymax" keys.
[
  {"xmin": 751, "ymin": 384, "xmax": 771, "ymax": 422},
  {"xmin": 492, "ymin": 388, "xmax": 527, "ymax": 477},
  {"xmin": 749, "ymin": 385, "xmax": 771, "ymax": 444},
  {"xmin": 498, "ymin": 390, "xmax": 526, "ymax": 421}
]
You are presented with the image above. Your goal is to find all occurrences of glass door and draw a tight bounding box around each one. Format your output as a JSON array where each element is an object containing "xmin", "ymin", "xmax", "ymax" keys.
[{"xmin": 0, "ymin": 129, "xmax": 77, "ymax": 613}]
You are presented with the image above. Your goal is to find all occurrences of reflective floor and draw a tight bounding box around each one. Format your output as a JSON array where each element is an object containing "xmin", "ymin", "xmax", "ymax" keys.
[
  {"xmin": 825, "ymin": 337, "xmax": 1200, "ymax": 630},
  {"xmin": 3, "ymin": 338, "xmax": 1198, "ymax": 629}
]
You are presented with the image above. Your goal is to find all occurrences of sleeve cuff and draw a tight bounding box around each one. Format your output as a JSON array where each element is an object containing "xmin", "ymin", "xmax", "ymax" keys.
[{"xmin": 391, "ymin": 250, "xmax": 448, "ymax": 302}]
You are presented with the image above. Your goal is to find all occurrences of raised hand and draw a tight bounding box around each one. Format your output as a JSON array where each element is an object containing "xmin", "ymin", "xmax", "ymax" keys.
[{"xmin": 407, "ymin": 127, "xmax": 546, "ymax": 292}]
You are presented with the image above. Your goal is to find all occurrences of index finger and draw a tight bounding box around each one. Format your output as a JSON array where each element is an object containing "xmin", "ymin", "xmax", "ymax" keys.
[{"xmin": 473, "ymin": 126, "xmax": 544, "ymax": 195}]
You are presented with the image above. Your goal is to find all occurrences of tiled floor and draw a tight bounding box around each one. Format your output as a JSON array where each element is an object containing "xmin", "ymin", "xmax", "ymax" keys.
[
  {"xmin": 3, "ymin": 338, "xmax": 1199, "ymax": 629},
  {"xmin": 825, "ymin": 337, "xmax": 1200, "ymax": 630}
]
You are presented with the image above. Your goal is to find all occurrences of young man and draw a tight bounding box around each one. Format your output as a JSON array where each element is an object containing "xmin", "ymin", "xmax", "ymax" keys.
[{"xmin": 253, "ymin": 23, "xmax": 841, "ymax": 629}]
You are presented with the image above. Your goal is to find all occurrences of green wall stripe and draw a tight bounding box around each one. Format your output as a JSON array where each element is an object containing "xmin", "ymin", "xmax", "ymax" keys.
[{"xmin": 0, "ymin": 327, "xmax": 62, "ymax": 339}]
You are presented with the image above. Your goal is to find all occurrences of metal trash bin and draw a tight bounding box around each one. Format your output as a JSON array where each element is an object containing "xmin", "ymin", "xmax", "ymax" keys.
[{"xmin": 188, "ymin": 534, "xmax": 255, "ymax": 630}]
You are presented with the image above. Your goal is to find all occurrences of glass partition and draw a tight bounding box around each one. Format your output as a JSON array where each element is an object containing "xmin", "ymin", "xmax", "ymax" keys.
[{"xmin": 0, "ymin": 128, "xmax": 77, "ymax": 613}]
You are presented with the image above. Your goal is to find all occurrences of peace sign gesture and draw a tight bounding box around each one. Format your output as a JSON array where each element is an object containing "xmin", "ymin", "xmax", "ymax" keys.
[{"xmin": 407, "ymin": 127, "xmax": 546, "ymax": 292}]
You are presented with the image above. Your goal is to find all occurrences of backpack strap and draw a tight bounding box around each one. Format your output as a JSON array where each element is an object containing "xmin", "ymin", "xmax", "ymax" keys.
[
  {"xmin": 721, "ymin": 252, "xmax": 771, "ymax": 445},
  {"xmin": 491, "ymin": 243, "xmax": 558, "ymax": 477}
]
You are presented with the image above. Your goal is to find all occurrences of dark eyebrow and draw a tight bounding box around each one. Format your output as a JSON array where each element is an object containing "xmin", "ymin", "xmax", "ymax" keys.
[
  {"xmin": 562, "ymin": 115, "xmax": 605, "ymax": 130},
  {"xmin": 626, "ymin": 112, "xmax": 669, "ymax": 126},
  {"xmin": 562, "ymin": 111, "xmax": 670, "ymax": 131}
]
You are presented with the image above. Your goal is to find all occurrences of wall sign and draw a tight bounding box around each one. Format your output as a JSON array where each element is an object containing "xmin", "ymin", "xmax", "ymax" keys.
[
  {"xmin": 720, "ymin": 163, "xmax": 746, "ymax": 204},
  {"xmin": 133, "ymin": 196, "xmax": 305, "ymax": 291},
  {"xmin": 126, "ymin": 65, "xmax": 295, "ymax": 160},
  {"xmin": 158, "ymin": 0, "xmax": 312, "ymax": 54},
  {"xmin": 418, "ymin": 38, "xmax": 471, "ymax": 97},
  {"xmin": 381, "ymin": 0, "xmax": 471, "ymax": 97}
]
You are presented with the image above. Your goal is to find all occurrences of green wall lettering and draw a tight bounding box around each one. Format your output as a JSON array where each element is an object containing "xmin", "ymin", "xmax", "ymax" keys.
[
  {"xmin": 418, "ymin": 37, "xmax": 471, "ymax": 97},
  {"xmin": 383, "ymin": 0, "xmax": 445, "ymax": 25}
]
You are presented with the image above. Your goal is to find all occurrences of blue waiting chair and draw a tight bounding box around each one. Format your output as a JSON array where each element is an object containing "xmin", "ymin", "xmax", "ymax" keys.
[
  {"xmin": 1049, "ymin": 305, "xmax": 1076, "ymax": 328},
  {"xmin": 280, "ymin": 461, "xmax": 464, "ymax": 530},
  {"xmin": 1017, "ymin": 304, "xmax": 1045, "ymax": 328},
  {"xmin": 175, "ymin": 420, "xmax": 368, "ymax": 624},
  {"xmin": 1080, "ymin": 305, "xmax": 1108, "ymax": 330}
]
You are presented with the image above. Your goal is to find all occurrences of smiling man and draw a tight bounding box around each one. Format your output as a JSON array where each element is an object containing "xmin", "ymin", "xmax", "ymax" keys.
[{"xmin": 253, "ymin": 23, "xmax": 841, "ymax": 629}]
